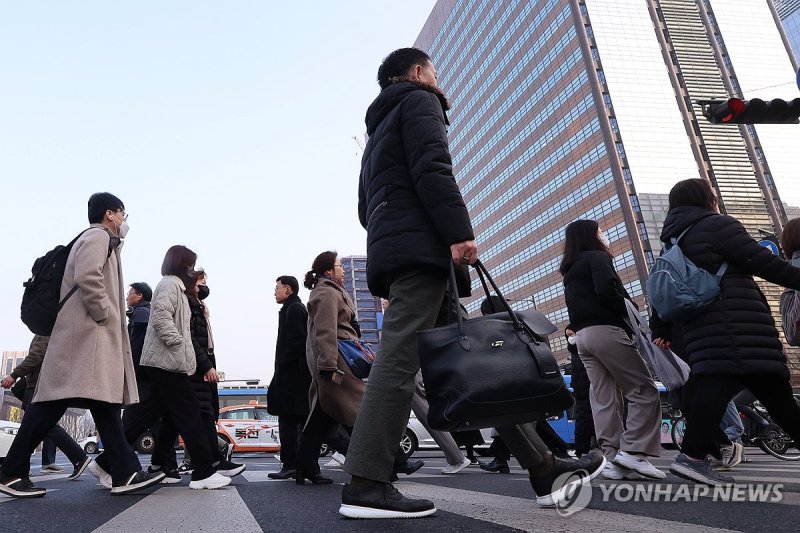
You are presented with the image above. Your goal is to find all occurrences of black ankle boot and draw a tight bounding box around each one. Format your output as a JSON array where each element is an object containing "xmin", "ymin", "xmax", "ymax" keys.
[
  {"xmin": 479, "ymin": 458, "xmax": 510, "ymax": 474},
  {"xmin": 295, "ymin": 471, "xmax": 333, "ymax": 485}
]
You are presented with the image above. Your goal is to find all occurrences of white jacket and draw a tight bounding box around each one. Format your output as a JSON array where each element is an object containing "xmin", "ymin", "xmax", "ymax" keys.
[{"xmin": 140, "ymin": 275, "xmax": 196, "ymax": 375}]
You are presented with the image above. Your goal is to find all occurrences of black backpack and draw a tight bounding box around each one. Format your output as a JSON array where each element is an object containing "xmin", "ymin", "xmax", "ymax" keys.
[{"xmin": 21, "ymin": 229, "xmax": 113, "ymax": 335}]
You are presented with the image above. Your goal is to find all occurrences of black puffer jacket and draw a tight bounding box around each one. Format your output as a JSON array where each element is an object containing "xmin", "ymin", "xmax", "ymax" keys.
[
  {"xmin": 562, "ymin": 251, "xmax": 632, "ymax": 334},
  {"xmin": 658, "ymin": 206, "xmax": 800, "ymax": 377},
  {"xmin": 188, "ymin": 296, "xmax": 218, "ymax": 418},
  {"xmin": 358, "ymin": 81, "xmax": 474, "ymax": 298}
]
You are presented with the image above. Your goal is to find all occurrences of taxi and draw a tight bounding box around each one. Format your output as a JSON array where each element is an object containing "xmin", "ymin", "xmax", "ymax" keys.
[{"xmin": 217, "ymin": 401, "xmax": 280, "ymax": 453}]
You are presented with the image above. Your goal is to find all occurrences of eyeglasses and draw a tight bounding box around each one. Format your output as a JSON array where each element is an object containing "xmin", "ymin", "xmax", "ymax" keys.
[{"xmin": 110, "ymin": 209, "xmax": 128, "ymax": 221}]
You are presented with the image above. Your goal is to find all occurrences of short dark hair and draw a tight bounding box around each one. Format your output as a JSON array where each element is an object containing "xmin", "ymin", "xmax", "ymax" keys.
[
  {"xmin": 377, "ymin": 47, "xmax": 431, "ymax": 89},
  {"xmin": 88, "ymin": 192, "xmax": 125, "ymax": 224},
  {"xmin": 559, "ymin": 219, "xmax": 612, "ymax": 275},
  {"xmin": 304, "ymin": 251, "xmax": 337, "ymax": 290},
  {"xmin": 129, "ymin": 282, "xmax": 153, "ymax": 302},
  {"xmin": 160, "ymin": 245, "xmax": 198, "ymax": 293},
  {"xmin": 276, "ymin": 275, "xmax": 299, "ymax": 295},
  {"xmin": 668, "ymin": 178, "xmax": 717, "ymax": 211},
  {"xmin": 781, "ymin": 218, "xmax": 800, "ymax": 256}
]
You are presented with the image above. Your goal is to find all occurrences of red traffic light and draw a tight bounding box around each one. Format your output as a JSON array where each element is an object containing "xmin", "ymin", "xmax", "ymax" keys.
[{"xmin": 721, "ymin": 98, "xmax": 746, "ymax": 123}]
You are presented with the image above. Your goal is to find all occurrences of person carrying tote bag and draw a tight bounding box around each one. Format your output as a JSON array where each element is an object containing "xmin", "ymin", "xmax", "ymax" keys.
[{"xmin": 418, "ymin": 260, "xmax": 606, "ymax": 508}]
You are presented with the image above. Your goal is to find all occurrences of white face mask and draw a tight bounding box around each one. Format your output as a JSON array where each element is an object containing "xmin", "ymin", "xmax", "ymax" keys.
[
  {"xmin": 118, "ymin": 221, "xmax": 130, "ymax": 239},
  {"xmin": 567, "ymin": 335, "xmax": 577, "ymax": 346},
  {"xmin": 598, "ymin": 230, "xmax": 610, "ymax": 248}
]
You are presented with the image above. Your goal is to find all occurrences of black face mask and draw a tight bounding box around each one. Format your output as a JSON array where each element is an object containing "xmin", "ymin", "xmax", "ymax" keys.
[{"xmin": 198, "ymin": 285, "xmax": 210, "ymax": 301}]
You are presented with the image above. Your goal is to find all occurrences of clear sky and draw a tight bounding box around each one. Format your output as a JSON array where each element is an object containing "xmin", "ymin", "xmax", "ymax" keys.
[{"xmin": 0, "ymin": 1, "xmax": 437, "ymax": 383}]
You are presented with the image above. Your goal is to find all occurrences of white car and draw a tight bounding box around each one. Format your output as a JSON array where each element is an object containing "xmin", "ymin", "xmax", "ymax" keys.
[
  {"xmin": 0, "ymin": 420, "xmax": 21, "ymax": 464},
  {"xmin": 402, "ymin": 412, "xmax": 493, "ymax": 459},
  {"xmin": 78, "ymin": 435, "xmax": 102, "ymax": 454}
]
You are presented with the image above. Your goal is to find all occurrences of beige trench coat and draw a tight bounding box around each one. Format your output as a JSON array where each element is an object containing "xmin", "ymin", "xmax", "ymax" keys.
[
  {"xmin": 34, "ymin": 225, "xmax": 138, "ymax": 405},
  {"xmin": 305, "ymin": 279, "xmax": 364, "ymax": 427}
]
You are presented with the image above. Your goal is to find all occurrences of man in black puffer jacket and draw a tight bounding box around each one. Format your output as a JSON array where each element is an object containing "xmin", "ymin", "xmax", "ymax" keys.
[
  {"xmin": 342, "ymin": 48, "xmax": 476, "ymax": 519},
  {"xmin": 341, "ymin": 47, "xmax": 605, "ymax": 520}
]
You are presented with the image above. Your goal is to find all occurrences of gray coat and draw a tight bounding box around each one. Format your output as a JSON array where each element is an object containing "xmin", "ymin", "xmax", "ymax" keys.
[
  {"xmin": 140, "ymin": 275, "xmax": 196, "ymax": 375},
  {"xmin": 34, "ymin": 225, "xmax": 138, "ymax": 405}
]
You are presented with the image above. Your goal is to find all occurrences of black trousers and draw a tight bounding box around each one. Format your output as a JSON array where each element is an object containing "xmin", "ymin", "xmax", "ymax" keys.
[
  {"xmin": 682, "ymin": 372, "xmax": 800, "ymax": 460},
  {"xmin": 156, "ymin": 412, "xmax": 227, "ymax": 470},
  {"xmin": 22, "ymin": 389, "xmax": 86, "ymax": 467},
  {"xmin": 2, "ymin": 399, "xmax": 140, "ymax": 483},
  {"xmin": 278, "ymin": 415, "xmax": 306, "ymax": 470},
  {"xmin": 297, "ymin": 404, "xmax": 336, "ymax": 475},
  {"xmin": 96, "ymin": 368, "xmax": 215, "ymax": 481},
  {"xmin": 489, "ymin": 434, "xmax": 511, "ymax": 461}
]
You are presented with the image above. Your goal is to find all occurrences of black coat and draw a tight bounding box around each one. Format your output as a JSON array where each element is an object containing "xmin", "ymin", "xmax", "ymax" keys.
[
  {"xmin": 188, "ymin": 297, "xmax": 218, "ymax": 418},
  {"xmin": 562, "ymin": 251, "xmax": 632, "ymax": 334},
  {"xmin": 358, "ymin": 81, "xmax": 474, "ymax": 298},
  {"xmin": 267, "ymin": 294, "xmax": 311, "ymax": 417},
  {"xmin": 657, "ymin": 206, "xmax": 800, "ymax": 377}
]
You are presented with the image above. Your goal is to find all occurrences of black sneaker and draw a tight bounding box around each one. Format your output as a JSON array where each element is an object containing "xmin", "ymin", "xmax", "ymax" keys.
[
  {"xmin": 394, "ymin": 459, "xmax": 424, "ymax": 476},
  {"xmin": 0, "ymin": 474, "xmax": 46, "ymax": 498},
  {"xmin": 110, "ymin": 470, "xmax": 166, "ymax": 495},
  {"xmin": 339, "ymin": 481, "xmax": 436, "ymax": 519},
  {"xmin": 148, "ymin": 466, "xmax": 181, "ymax": 484},
  {"xmin": 216, "ymin": 459, "xmax": 246, "ymax": 477},
  {"xmin": 177, "ymin": 461, "xmax": 194, "ymax": 476},
  {"xmin": 529, "ymin": 450, "xmax": 606, "ymax": 507},
  {"xmin": 67, "ymin": 456, "xmax": 93, "ymax": 481},
  {"xmin": 669, "ymin": 453, "xmax": 734, "ymax": 486}
]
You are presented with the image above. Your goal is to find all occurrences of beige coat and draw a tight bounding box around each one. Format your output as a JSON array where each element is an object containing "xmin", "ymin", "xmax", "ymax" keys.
[
  {"xmin": 140, "ymin": 275, "xmax": 195, "ymax": 375},
  {"xmin": 306, "ymin": 279, "xmax": 365, "ymax": 427},
  {"xmin": 34, "ymin": 225, "xmax": 138, "ymax": 405}
]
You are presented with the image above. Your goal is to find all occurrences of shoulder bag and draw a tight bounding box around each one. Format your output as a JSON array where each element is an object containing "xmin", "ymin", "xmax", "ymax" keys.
[{"xmin": 417, "ymin": 260, "xmax": 574, "ymax": 431}]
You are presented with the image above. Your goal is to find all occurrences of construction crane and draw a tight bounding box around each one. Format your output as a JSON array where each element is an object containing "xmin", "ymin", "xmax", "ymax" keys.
[{"xmin": 352, "ymin": 134, "xmax": 367, "ymax": 154}]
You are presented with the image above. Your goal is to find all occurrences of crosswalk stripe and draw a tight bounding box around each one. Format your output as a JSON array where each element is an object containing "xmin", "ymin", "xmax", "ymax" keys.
[
  {"xmin": 397, "ymin": 482, "xmax": 736, "ymax": 533},
  {"xmin": 91, "ymin": 486, "xmax": 262, "ymax": 533}
]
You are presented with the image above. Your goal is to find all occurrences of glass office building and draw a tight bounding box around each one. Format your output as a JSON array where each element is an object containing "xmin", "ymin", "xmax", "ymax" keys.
[
  {"xmin": 341, "ymin": 255, "xmax": 384, "ymax": 343},
  {"xmin": 416, "ymin": 0, "xmax": 800, "ymax": 379},
  {"xmin": 775, "ymin": 0, "xmax": 800, "ymax": 64}
]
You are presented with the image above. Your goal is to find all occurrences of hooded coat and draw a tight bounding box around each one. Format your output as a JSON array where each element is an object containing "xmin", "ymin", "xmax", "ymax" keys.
[
  {"xmin": 657, "ymin": 206, "xmax": 800, "ymax": 377},
  {"xmin": 33, "ymin": 225, "xmax": 138, "ymax": 405},
  {"xmin": 358, "ymin": 80, "xmax": 474, "ymax": 298}
]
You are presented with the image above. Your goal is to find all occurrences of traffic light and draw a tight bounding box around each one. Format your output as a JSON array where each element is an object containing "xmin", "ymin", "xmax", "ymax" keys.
[{"xmin": 701, "ymin": 98, "xmax": 800, "ymax": 124}]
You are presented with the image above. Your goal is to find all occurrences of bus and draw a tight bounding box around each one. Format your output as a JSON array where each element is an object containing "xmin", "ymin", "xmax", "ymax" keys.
[{"xmin": 217, "ymin": 381, "xmax": 268, "ymax": 409}]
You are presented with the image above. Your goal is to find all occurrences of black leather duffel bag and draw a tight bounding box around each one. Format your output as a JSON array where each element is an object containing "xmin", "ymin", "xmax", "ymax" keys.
[{"xmin": 418, "ymin": 260, "xmax": 573, "ymax": 432}]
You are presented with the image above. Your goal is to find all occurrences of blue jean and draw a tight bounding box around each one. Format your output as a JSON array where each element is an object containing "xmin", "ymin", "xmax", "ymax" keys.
[{"xmin": 720, "ymin": 400, "xmax": 744, "ymax": 444}]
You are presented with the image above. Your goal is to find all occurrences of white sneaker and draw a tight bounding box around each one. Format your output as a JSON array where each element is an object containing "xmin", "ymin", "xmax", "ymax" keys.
[
  {"xmin": 602, "ymin": 462, "xmax": 644, "ymax": 480},
  {"xmin": 88, "ymin": 461, "xmax": 112, "ymax": 489},
  {"xmin": 441, "ymin": 456, "xmax": 471, "ymax": 474},
  {"xmin": 719, "ymin": 442, "xmax": 744, "ymax": 470},
  {"xmin": 189, "ymin": 473, "xmax": 232, "ymax": 490},
  {"xmin": 324, "ymin": 452, "xmax": 346, "ymax": 468},
  {"xmin": 612, "ymin": 451, "xmax": 666, "ymax": 479}
]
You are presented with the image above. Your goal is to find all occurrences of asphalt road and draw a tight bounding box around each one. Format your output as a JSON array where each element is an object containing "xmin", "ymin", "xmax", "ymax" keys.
[{"xmin": 2, "ymin": 447, "xmax": 800, "ymax": 532}]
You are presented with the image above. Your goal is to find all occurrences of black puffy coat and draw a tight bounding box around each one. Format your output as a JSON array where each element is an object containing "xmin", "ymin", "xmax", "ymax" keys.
[
  {"xmin": 562, "ymin": 251, "xmax": 632, "ymax": 334},
  {"xmin": 658, "ymin": 206, "xmax": 800, "ymax": 377},
  {"xmin": 188, "ymin": 297, "xmax": 218, "ymax": 418},
  {"xmin": 267, "ymin": 294, "xmax": 311, "ymax": 417},
  {"xmin": 358, "ymin": 80, "xmax": 474, "ymax": 298}
]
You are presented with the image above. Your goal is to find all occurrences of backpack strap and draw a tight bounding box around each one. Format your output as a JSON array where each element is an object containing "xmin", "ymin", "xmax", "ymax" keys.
[
  {"xmin": 716, "ymin": 262, "xmax": 728, "ymax": 278},
  {"xmin": 671, "ymin": 224, "xmax": 694, "ymax": 246}
]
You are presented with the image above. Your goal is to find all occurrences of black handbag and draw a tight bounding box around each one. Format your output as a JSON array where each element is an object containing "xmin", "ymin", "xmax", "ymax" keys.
[{"xmin": 417, "ymin": 260, "xmax": 574, "ymax": 431}]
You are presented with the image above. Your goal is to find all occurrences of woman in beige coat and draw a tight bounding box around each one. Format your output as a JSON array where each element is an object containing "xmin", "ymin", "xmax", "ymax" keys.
[{"xmin": 295, "ymin": 251, "xmax": 364, "ymax": 485}]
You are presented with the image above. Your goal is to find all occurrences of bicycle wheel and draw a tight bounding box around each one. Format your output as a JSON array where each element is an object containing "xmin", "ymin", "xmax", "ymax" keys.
[
  {"xmin": 759, "ymin": 429, "xmax": 800, "ymax": 461},
  {"xmin": 671, "ymin": 416, "xmax": 686, "ymax": 451}
]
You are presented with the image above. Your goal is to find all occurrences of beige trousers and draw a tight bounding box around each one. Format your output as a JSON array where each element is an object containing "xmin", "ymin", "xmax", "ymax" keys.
[{"xmin": 576, "ymin": 325, "xmax": 662, "ymax": 459}]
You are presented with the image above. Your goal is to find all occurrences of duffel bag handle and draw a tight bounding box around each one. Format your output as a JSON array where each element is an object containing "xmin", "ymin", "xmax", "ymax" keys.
[{"xmin": 447, "ymin": 260, "xmax": 526, "ymax": 340}]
